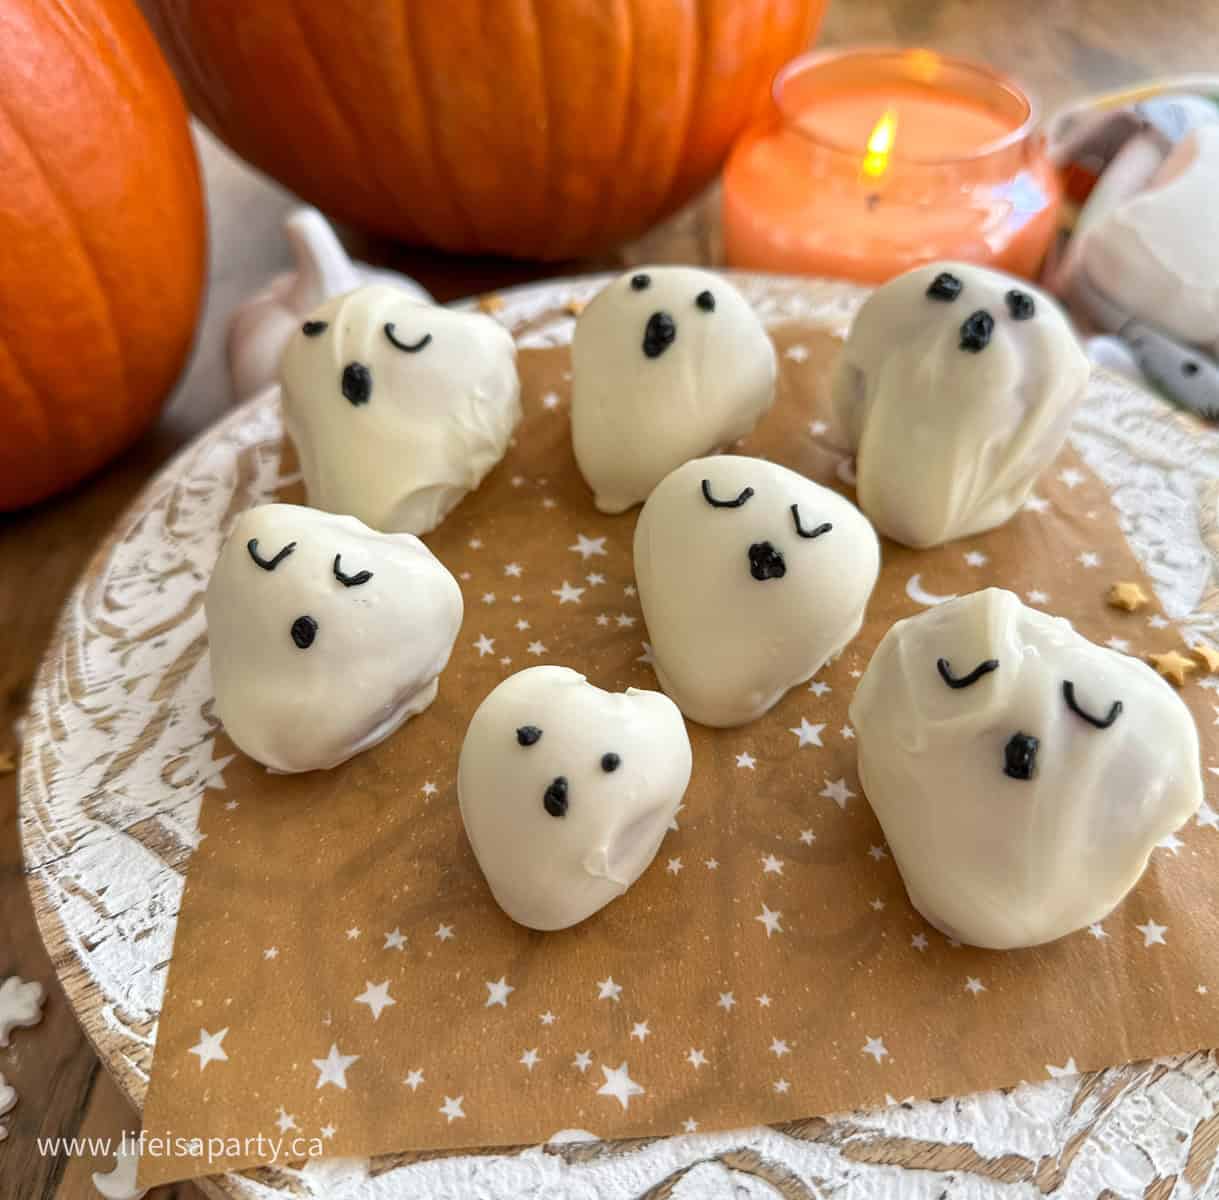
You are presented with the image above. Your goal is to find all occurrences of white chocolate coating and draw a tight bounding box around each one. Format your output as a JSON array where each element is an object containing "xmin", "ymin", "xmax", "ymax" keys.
[
  {"xmin": 280, "ymin": 284, "xmax": 520, "ymax": 535},
  {"xmin": 832, "ymin": 263, "xmax": 1089, "ymax": 548},
  {"xmin": 206, "ymin": 504, "xmax": 463, "ymax": 773},
  {"xmin": 634, "ymin": 456, "xmax": 880, "ymax": 727},
  {"xmin": 571, "ymin": 267, "xmax": 776, "ymax": 513},
  {"xmin": 850, "ymin": 588, "xmax": 1202, "ymax": 949},
  {"xmin": 458, "ymin": 666, "xmax": 692, "ymax": 931}
]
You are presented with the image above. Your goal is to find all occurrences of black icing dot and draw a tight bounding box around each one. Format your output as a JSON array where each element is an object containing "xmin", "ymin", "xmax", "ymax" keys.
[
  {"xmin": 748, "ymin": 541, "xmax": 786, "ymax": 581},
  {"xmin": 601, "ymin": 752, "xmax": 621, "ymax": 773},
  {"xmin": 643, "ymin": 311, "xmax": 677, "ymax": 359},
  {"xmin": 341, "ymin": 361, "xmax": 372, "ymax": 405},
  {"xmin": 959, "ymin": 310, "xmax": 994, "ymax": 353},
  {"xmin": 630, "ymin": 273, "xmax": 651, "ymax": 291},
  {"xmin": 927, "ymin": 272, "xmax": 963, "ymax": 302},
  {"xmin": 1005, "ymin": 289, "xmax": 1036, "ymax": 320},
  {"xmin": 543, "ymin": 776, "xmax": 569, "ymax": 818},
  {"xmin": 516, "ymin": 725, "xmax": 542, "ymax": 747},
  {"xmin": 695, "ymin": 290, "xmax": 715, "ymax": 312},
  {"xmin": 301, "ymin": 320, "xmax": 328, "ymax": 337},
  {"xmin": 290, "ymin": 615, "xmax": 318, "ymax": 649}
]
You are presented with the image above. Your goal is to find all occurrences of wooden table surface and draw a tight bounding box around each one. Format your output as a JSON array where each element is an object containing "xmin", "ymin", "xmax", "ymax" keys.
[{"xmin": 3, "ymin": 4, "xmax": 1217, "ymax": 1197}]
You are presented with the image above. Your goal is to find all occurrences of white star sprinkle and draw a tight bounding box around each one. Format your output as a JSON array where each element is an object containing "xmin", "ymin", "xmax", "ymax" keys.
[
  {"xmin": 1136, "ymin": 919, "xmax": 1167, "ymax": 946},
  {"xmin": 736, "ymin": 752, "xmax": 756, "ymax": 769},
  {"xmin": 540, "ymin": 1010, "xmax": 557, "ymax": 1026},
  {"xmin": 439, "ymin": 1095, "xmax": 466, "ymax": 1123},
  {"xmin": 686, "ymin": 1049, "xmax": 708, "ymax": 1070},
  {"xmin": 774, "ymin": 1078, "xmax": 791, "ymax": 1094},
  {"xmin": 474, "ymin": 634, "xmax": 495, "ymax": 656},
  {"xmin": 770, "ymin": 1038, "xmax": 790, "ymax": 1057},
  {"xmin": 345, "ymin": 926, "xmax": 361, "ymax": 940},
  {"xmin": 820, "ymin": 777, "xmax": 856, "ymax": 809},
  {"xmin": 573, "ymin": 1051, "xmax": 592, "ymax": 1073},
  {"xmin": 597, "ymin": 1062, "xmax": 644, "ymax": 1110},
  {"xmin": 263, "ymin": 946, "xmax": 279, "ymax": 960},
  {"xmin": 355, "ymin": 980, "xmax": 396, "ymax": 1021},
  {"xmin": 312, "ymin": 1043, "xmax": 359, "ymax": 1090},
  {"xmin": 789, "ymin": 718, "xmax": 825, "ymax": 748},
  {"xmin": 485, "ymin": 977, "xmax": 515, "ymax": 1007},
  {"xmin": 964, "ymin": 551, "xmax": 988, "ymax": 567},
  {"xmin": 862, "ymin": 1036, "xmax": 889, "ymax": 1063},
  {"xmin": 569, "ymin": 534, "xmax": 608, "ymax": 560},
  {"xmin": 718, "ymin": 992, "xmax": 736, "ymax": 1011},
  {"xmin": 1077, "ymin": 551, "xmax": 1101, "ymax": 569},
  {"xmin": 808, "ymin": 680, "xmax": 831, "ymax": 696},
  {"xmin": 757, "ymin": 994, "xmax": 772, "ymax": 1007},
  {"xmin": 435, "ymin": 923, "xmax": 455, "ymax": 941},
  {"xmin": 761, "ymin": 854, "xmax": 784, "ymax": 875},
  {"xmin": 383, "ymin": 928, "xmax": 407, "ymax": 951},
  {"xmin": 597, "ymin": 977, "xmax": 624, "ymax": 1003},
  {"xmin": 275, "ymin": 1108, "xmax": 296, "ymax": 1133},
  {"xmin": 404, "ymin": 1069, "xmax": 425, "ymax": 1091},
  {"xmin": 1046, "ymin": 1058, "xmax": 1078, "ymax": 1079},
  {"xmin": 520, "ymin": 1048, "xmax": 541, "ymax": 1071},
  {"xmin": 1058, "ymin": 468, "xmax": 1085, "ymax": 489},
  {"xmin": 666, "ymin": 857, "xmax": 683, "ymax": 875},
  {"xmin": 553, "ymin": 580, "xmax": 586, "ymax": 604},
  {"xmin": 504, "ymin": 562, "xmax": 523, "ymax": 577},
  {"xmin": 799, "ymin": 830, "xmax": 816, "ymax": 845},
  {"xmin": 1023, "ymin": 495, "xmax": 1050, "ymax": 514},
  {"xmin": 756, "ymin": 904, "xmax": 784, "ymax": 938},
  {"xmin": 683, "ymin": 1117, "xmax": 699, "ymax": 1132},
  {"xmin": 188, "ymin": 1027, "xmax": 229, "ymax": 1070},
  {"xmin": 631, "ymin": 1021, "xmax": 650, "ymax": 1042},
  {"xmin": 911, "ymin": 933, "xmax": 928, "ymax": 951},
  {"xmin": 965, "ymin": 977, "xmax": 986, "ymax": 995}
]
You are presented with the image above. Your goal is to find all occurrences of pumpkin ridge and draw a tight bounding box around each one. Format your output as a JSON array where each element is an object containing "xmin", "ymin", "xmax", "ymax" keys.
[
  {"xmin": 589, "ymin": 0, "xmax": 636, "ymax": 251},
  {"xmin": 0, "ymin": 334, "xmax": 54, "ymax": 479},
  {"xmin": 526, "ymin": 0, "xmax": 555, "ymax": 260},
  {"xmin": 655, "ymin": 0, "xmax": 700, "ymax": 220}
]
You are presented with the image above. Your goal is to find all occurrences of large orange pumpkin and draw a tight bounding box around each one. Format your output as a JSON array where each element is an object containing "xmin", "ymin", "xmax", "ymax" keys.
[
  {"xmin": 0, "ymin": 0, "xmax": 205, "ymax": 511},
  {"xmin": 139, "ymin": 0, "xmax": 823, "ymax": 260}
]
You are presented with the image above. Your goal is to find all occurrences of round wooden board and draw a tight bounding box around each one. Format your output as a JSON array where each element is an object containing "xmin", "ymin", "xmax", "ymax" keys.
[{"xmin": 19, "ymin": 272, "xmax": 1219, "ymax": 1199}]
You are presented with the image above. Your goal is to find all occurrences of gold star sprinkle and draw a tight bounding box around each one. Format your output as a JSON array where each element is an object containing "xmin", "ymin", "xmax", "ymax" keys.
[
  {"xmin": 1149, "ymin": 650, "xmax": 1197, "ymax": 687},
  {"xmin": 1107, "ymin": 581, "xmax": 1150, "ymax": 612},
  {"xmin": 477, "ymin": 294, "xmax": 505, "ymax": 315},
  {"xmin": 564, "ymin": 298, "xmax": 587, "ymax": 317},
  {"xmin": 1192, "ymin": 643, "xmax": 1219, "ymax": 673}
]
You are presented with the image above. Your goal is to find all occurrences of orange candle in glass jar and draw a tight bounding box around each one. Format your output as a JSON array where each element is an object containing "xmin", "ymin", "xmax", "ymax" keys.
[{"xmin": 723, "ymin": 48, "xmax": 1061, "ymax": 283}]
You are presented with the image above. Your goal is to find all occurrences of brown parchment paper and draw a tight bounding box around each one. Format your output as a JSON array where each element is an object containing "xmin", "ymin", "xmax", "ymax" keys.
[{"xmin": 140, "ymin": 322, "xmax": 1219, "ymax": 1185}]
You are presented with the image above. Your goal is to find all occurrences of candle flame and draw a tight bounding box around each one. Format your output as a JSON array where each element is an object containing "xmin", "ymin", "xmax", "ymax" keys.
[{"xmin": 861, "ymin": 108, "xmax": 898, "ymax": 180}]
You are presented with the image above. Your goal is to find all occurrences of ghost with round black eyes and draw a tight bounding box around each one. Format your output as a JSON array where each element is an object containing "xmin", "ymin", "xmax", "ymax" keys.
[
  {"xmin": 571, "ymin": 266, "xmax": 777, "ymax": 513},
  {"xmin": 205, "ymin": 503, "xmax": 463, "ymax": 773},
  {"xmin": 634, "ymin": 455, "xmax": 880, "ymax": 727},
  {"xmin": 831, "ymin": 262, "xmax": 1090, "ymax": 548},
  {"xmin": 458, "ymin": 666, "xmax": 692, "ymax": 930},
  {"xmin": 279, "ymin": 284, "xmax": 521, "ymax": 535},
  {"xmin": 850, "ymin": 588, "xmax": 1202, "ymax": 949}
]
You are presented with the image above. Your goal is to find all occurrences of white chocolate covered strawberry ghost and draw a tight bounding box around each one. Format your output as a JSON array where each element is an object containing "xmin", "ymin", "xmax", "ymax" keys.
[
  {"xmin": 851, "ymin": 588, "xmax": 1202, "ymax": 949},
  {"xmin": 280, "ymin": 284, "xmax": 520, "ymax": 535},
  {"xmin": 832, "ymin": 263, "xmax": 1089, "ymax": 548},
  {"xmin": 206, "ymin": 503, "xmax": 463, "ymax": 773},
  {"xmin": 571, "ymin": 266, "xmax": 776, "ymax": 513},
  {"xmin": 634, "ymin": 455, "xmax": 880, "ymax": 727},
  {"xmin": 458, "ymin": 666, "xmax": 692, "ymax": 931}
]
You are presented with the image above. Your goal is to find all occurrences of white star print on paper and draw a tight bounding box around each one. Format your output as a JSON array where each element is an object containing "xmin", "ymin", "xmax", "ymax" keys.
[
  {"xmin": 404, "ymin": 1069, "xmax": 425, "ymax": 1092},
  {"xmin": 1136, "ymin": 919, "xmax": 1168, "ymax": 946},
  {"xmin": 439, "ymin": 1096, "xmax": 466, "ymax": 1123},
  {"xmin": 553, "ymin": 581, "xmax": 586, "ymax": 604},
  {"xmin": 435, "ymin": 923, "xmax": 455, "ymax": 941},
  {"xmin": 345, "ymin": 926, "xmax": 361, "ymax": 940},
  {"xmin": 320, "ymin": 1124, "xmax": 336, "ymax": 1140},
  {"xmin": 965, "ymin": 977, "xmax": 986, "ymax": 995},
  {"xmin": 820, "ymin": 777, "xmax": 856, "ymax": 809},
  {"xmin": 474, "ymin": 634, "xmax": 495, "ymax": 656},
  {"xmin": 631, "ymin": 1021, "xmax": 650, "ymax": 1042},
  {"xmin": 542, "ymin": 391, "xmax": 561, "ymax": 410},
  {"xmin": 638, "ymin": 642, "xmax": 655, "ymax": 665},
  {"xmin": 808, "ymin": 680, "xmax": 831, "ymax": 696},
  {"xmin": 686, "ymin": 1049, "xmax": 708, "ymax": 1070},
  {"xmin": 515, "ymin": 618, "xmax": 531, "ymax": 631},
  {"xmin": 761, "ymin": 855, "xmax": 784, "ymax": 875},
  {"xmin": 468, "ymin": 537, "xmax": 483, "ymax": 550},
  {"xmin": 1046, "ymin": 1058, "xmax": 1079, "ymax": 1079},
  {"xmin": 758, "ymin": 994, "xmax": 772, "ymax": 1007},
  {"xmin": 756, "ymin": 905, "xmax": 784, "ymax": 938},
  {"xmin": 840, "ymin": 725, "xmax": 855, "ymax": 740},
  {"xmin": 770, "ymin": 1038, "xmax": 790, "ymax": 1058},
  {"xmin": 421, "ymin": 781, "xmax": 438, "ymax": 797},
  {"xmin": 485, "ymin": 977, "xmax": 515, "ymax": 1007},
  {"xmin": 225, "ymin": 799, "xmax": 239, "ymax": 811},
  {"xmin": 1196, "ymin": 804, "xmax": 1219, "ymax": 829},
  {"xmin": 1105, "ymin": 637, "xmax": 1131, "ymax": 653},
  {"xmin": 570, "ymin": 534, "xmax": 608, "ymax": 560},
  {"xmin": 520, "ymin": 1048, "xmax": 541, "ymax": 1071},
  {"xmin": 499, "ymin": 656, "xmax": 512, "ymax": 667},
  {"xmin": 1088, "ymin": 923, "xmax": 1108, "ymax": 939},
  {"xmin": 1058, "ymin": 467, "xmax": 1085, "ymax": 489},
  {"xmin": 1077, "ymin": 552, "xmax": 1101, "ymax": 569},
  {"xmin": 540, "ymin": 1011, "xmax": 557, "ymax": 1026},
  {"xmin": 586, "ymin": 572, "xmax": 605, "ymax": 586},
  {"xmin": 1023, "ymin": 495, "xmax": 1050, "ymax": 514},
  {"xmin": 789, "ymin": 718, "xmax": 825, "ymax": 748},
  {"xmin": 615, "ymin": 613, "xmax": 636, "ymax": 628},
  {"xmin": 383, "ymin": 929, "xmax": 407, "ymax": 951},
  {"xmin": 1027, "ymin": 590, "xmax": 1050, "ymax": 605},
  {"xmin": 911, "ymin": 933, "xmax": 928, "ymax": 951},
  {"xmin": 481, "ymin": 592, "xmax": 496, "ymax": 605},
  {"xmin": 683, "ymin": 1117, "xmax": 699, "ymax": 1133},
  {"xmin": 963, "ymin": 551, "xmax": 988, "ymax": 567},
  {"xmin": 799, "ymin": 830, "xmax": 816, "ymax": 845},
  {"xmin": 736, "ymin": 752, "xmax": 756, "ymax": 769},
  {"xmin": 718, "ymin": 992, "xmax": 736, "ymax": 1011},
  {"xmin": 595, "ymin": 613, "xmax": 610, "ymax": 627},
  {"xmin": 263, "ymin": 947, "xmax": 279, "ymax": 960},
  {"xmin": 773, "ymin": 1078, "xmax": 792, "ymax": 1094},
  {"xmin": 862, "ymin": 1037, "xmax": 889, "ymax": 1064},
  {"xmin": 573, "ymin": 1051, "xmax": 593, "ymax": 1073},
  {"xmin": 785, "ymin": 344, "xmax": 810, "ymax": 362},
  {"xmin": 869, "ymin": 898, "xmax": 885, "ymax": 911},
  {"xmin": 504, "ymin": 562, "xmax": 523, "ymax": 577},
  {"xmin": 312, "ymin": 1044, "xmax": 359, "ymax": 1090},
  {"xmin": 355, "ymin": 981, "xmax": 395, "ymax": 1021},
  {"xmin": 188, "ymin": 1028, "xmax": 229, "ymax": 1070},
  {"xmin": 666, "ymin": 857, "xmax": 683, "ymax": 875},
  {"xmin": 542, "ymin": 497, "xmax": 558, "ymax": 510},
  {"xmin": 1157, "ymin": 832, "xmax": 1185, "ymax": 855},
  {"xmin": 275, "ymin": 1108, "xmax": 296, "ymax": 1134},
  {"xmin": 705, "ymin": 857, "xmax": 720, "ymax": 870},
  {"xmin": 597, "ymin": 977, "xmax": 624, "ymax": 1003},
  {"xmin": 597, "ymin": 1062, "xmax": 644, "ymax": 1110},
  {"xmin": 527, "ymin": 641, "xmax": 548, "ymax": 656},
  {"xmin": 868, "ymin": 844, "xmax": 888, "ymax": 860},
  {"xmin": 624, "ymin": 584, "xmax": 637, "ymax": 597}
]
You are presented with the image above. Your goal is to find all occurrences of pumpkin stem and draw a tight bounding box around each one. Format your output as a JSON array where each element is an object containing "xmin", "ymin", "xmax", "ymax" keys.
[{"xmin": 282, "ymin": 208, "xmax": 362, "ymax": 311}]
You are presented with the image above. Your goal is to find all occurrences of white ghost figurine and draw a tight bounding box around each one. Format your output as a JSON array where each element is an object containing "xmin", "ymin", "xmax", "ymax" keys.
[
  {"xmin": 458, "ymin": 666, "xmax": 692, "ymax": 931},
  {"xmin": 634, "ymin": 455, "xmax": 880, "ymax": 727},
  {"xmin": 206, "ymin": 503, "xmax": 463, "ymax": 773},
  {"xmin": 571, "ymin": 266, "xmax": 776, "ymax": 513},
  {"xmin": 280, "ymin": 284, "xmax": 521, "ymax": 535},
  {"xmin": 850, "ymin": 588, "xmax": 1202, "ymax": 950},
  {"xmin": 832, "ymin": 262, "xmax": 1089, "ymax": 548}
]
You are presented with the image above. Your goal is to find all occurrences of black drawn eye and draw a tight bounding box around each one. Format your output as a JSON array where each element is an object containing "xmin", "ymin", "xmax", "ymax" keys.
[
  {"xmin": 601, "ymin": 752, "xmax": 621, "ymax": 773},
  {"xmin": 342, "ymin": 362, "xmax": 372, "ymax": 405},
  {"xmin": 516, "ymin": 725, "xmax": 542, "ymax": 747},
  {"xmin": 926, "ymin": 272, "xmax": 962, "ymax": 301},
  {"xmin": 1062, "ymin": 680, "xmax": 1122, "ymax": 729},
  {"xmin": 543, "ymin": 775, "xmax": 569, "ymax": 817},
  {"xmin": 701, "ymin": 479, "xmax": 754, "ymax": 508},
  {"xmin": 384, "ymin": 323, "xmax": 432, "ymax": 353},
  {"xmin": 1005, "ymin": 289, "xmax": 1035, "ymax": 321},
  {"xmin": 630, "ymin": 273, "xmax": 651, "ymax": 291},
  {"xmin": 333, "ymin": 555, "xmax": 373, "ymax": 587},
  {"xmin": 791, "ymin": 505, "xmax": 832, "ymax": 539},
  {"xmin": 291, "ymin": 615, "xmax": 318, "ymax": 649},
  {"xmin": 695, "ymin": 290, "xmax": 715, "ymax": 312},
  {"xmin": 959, "ymin": 311, "xmax": 994, "ymax": 353},
  {"xmin": 301, "ymin": 320, "xmax": 328, "ymax": 337},
  {"xmin": 248, "ymin": 539, "xmax": 296, "ymax": 571},
  {"xmin": 937, "ymin": 657, "xmax": 999, "ymax": 689}
]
